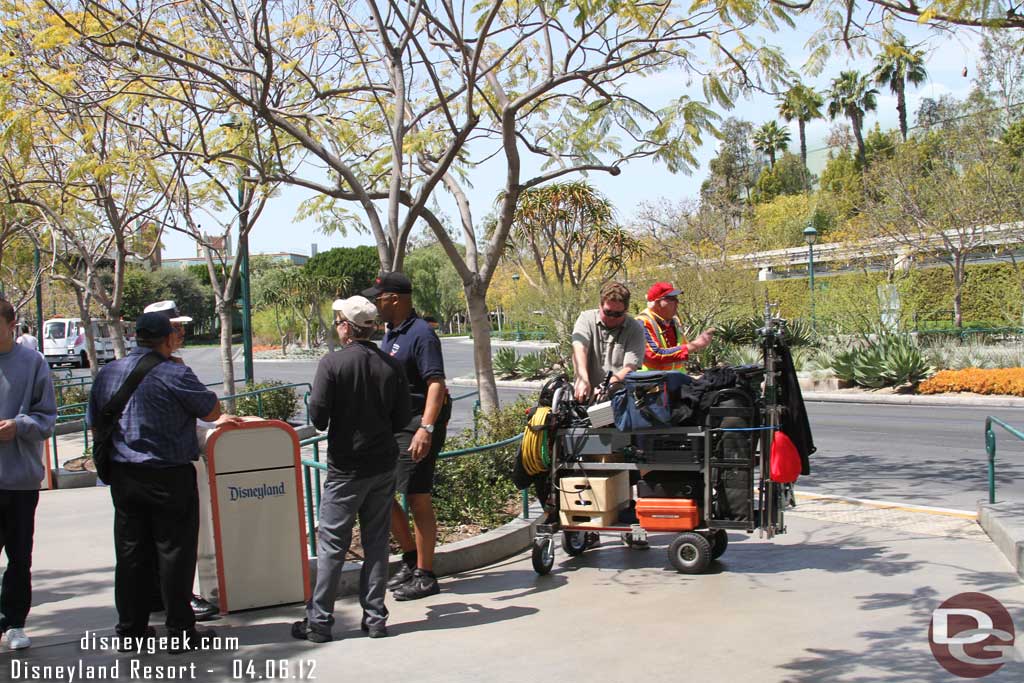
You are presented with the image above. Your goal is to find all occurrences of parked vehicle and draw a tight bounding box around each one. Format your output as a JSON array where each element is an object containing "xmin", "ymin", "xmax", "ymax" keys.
[{"xmin": 43, "ymin": 318, "xmax": 136, "ymax": 368}]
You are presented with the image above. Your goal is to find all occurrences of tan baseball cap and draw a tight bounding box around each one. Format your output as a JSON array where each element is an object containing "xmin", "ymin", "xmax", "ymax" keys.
[{"xmin": 332, "ymin": 296, "xmax": 378, "ymax": 327}]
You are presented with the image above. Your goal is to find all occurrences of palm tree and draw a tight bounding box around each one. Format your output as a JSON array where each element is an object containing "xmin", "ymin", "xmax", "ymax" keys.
[
  {"xmin": 874, "ymin": 37, "xmax": 928, "ymax": 141},
  {"xmin": 752, "ymin": 121, "xmax": 791, "ymax": 169},
  {"xmin": 778, "ymin": 83, "xmax": 824, "ymax": 170},
  {"xmin": 827, "ymin": 70, "xmax": 879, "ymax": 163}
]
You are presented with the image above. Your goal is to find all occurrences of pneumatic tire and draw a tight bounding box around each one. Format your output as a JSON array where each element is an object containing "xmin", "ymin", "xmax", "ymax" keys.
[{"xmin": 669, "ymin": 532, "xmax": 712, "ymax": 574}]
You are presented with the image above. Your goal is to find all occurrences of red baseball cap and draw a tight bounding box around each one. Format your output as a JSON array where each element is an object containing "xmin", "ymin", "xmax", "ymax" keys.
[{"xmin": 646, "ymin": 282, "xmax": 682, "ymax": 302}]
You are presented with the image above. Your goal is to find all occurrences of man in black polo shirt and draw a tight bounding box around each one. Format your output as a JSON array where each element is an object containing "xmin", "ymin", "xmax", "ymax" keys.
[
  {"xmin": 363, "ymin": 272, "xmax": 451, "ymax": 601},
  {"xmin": 292, "ymin": 296, "xmax": 411, "ymax": 643}
]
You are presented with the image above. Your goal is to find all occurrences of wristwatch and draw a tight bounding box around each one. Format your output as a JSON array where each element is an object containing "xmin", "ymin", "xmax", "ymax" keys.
[{"xmin": 419, "ymin": 423, "xmax": 435, "ymax": 434}]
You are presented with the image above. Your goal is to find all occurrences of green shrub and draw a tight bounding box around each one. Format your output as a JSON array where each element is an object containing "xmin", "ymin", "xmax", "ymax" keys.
[
  {"xmin": 56, "ymin": 384, "xmax": 90, "ymax": 409},
  {"xmin": 433, "ymin": 393, "xmax": 538, "ymax": 528},
  {"xmin": 493, "ymin": 347, "xmax": 521, "ymax": 378},
  {"xmin": 231, "ymin": 381, "xmax": 300, "ymax": 421}
]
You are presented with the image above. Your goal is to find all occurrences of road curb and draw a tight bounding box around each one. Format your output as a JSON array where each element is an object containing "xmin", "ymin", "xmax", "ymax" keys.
[
  {"xmin": 977, "ymin": 501, "xmax": 1024, "ymax": 581},
  {"xmin": 802, "ymin": 392, "xmax": 1024, "ymax": 408},
  {"xmin": 312, "ymin": 503, "xmax": 545, "ymax": 598}
]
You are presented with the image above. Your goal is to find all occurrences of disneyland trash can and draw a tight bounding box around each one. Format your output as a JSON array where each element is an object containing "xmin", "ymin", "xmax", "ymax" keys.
[{"xmin": 196, "ymin": 418, "xmax": 311, "ymax": 613}]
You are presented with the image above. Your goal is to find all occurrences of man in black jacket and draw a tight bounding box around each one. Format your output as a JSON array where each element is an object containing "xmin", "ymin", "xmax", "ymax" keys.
[{"xmin": 292, "ymin": 296, "xmax": 411, "ymax": 643}]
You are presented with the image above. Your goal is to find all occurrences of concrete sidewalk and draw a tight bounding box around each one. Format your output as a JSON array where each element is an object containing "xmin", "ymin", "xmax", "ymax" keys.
[{"xmin": 3, "ymin": 486, "xmax": 1023, "ymax": 682}]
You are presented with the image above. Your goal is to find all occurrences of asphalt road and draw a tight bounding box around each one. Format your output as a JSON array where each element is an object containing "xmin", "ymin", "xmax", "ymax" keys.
[{"xmin": 94, "ymin": 339, "xmax": 1024, "ymax": 512}]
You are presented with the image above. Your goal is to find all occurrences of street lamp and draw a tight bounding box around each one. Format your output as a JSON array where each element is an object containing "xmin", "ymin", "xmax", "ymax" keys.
[
  {"xmin": 803, "ymin": 224, "xmax": 818, "ymax": 333},
  {"xmin": 511, "ymin": 272, "xmax": 522, "ymax": 341},
  {"xmin": 219, "ymin": 116, "xmax": 254, "ymax": 385}
]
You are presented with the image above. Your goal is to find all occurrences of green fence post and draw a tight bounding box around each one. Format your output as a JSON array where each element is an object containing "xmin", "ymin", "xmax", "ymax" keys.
[
  {"xmin": 521, "ymin": 489, "xmax": 530, "ymax": 519},
  {"xmin": 986, "ymin": 418, "xmax": 997, "ymax": 505},
  {"xmin": 303, "ymin": 465, "xmax": 316, "ymax": 558},
  {"xmin": 313, "ymin": 442, "xmax": 322, "ymax": 513},
  {"xmin": 257, "ymin": 394, "xmax": 264, "ymax": 418}
]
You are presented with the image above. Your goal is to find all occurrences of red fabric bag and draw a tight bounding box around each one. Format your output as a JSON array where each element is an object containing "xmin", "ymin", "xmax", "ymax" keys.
[{"xmin": 770, "ymin": 431, "xmax": 801, "ymax": 483}]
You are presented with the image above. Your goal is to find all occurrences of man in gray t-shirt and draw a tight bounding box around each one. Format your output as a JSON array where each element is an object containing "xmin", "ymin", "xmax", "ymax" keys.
[{"xmin": 571, "ymin": 282, "xmax": 645, "ymax": 403}]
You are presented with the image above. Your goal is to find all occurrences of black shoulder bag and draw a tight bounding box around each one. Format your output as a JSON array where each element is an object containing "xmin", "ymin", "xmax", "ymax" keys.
[{"xmin": 92, "ymin": 353, "xmax": 164, "ymax": 483}]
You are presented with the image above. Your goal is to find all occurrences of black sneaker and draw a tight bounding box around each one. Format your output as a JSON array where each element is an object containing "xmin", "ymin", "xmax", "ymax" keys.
[
  {"xmin": 360, "ymin": 619, "xmax": 388, "ymax": 639},
  {"xmin": 290, "ymin": 619, "xmax": 331, "ymax": 644},
  {"xmin": 387, "ymin": 563, "xmax": 415, "ymax": 591},
  {"xmin": 168, "ymin": 627, "xmax": 218, "ymax": 654},
  {"xmin": 191, "ymin": 595, "xmax": 219, "ymax": 622},
  {"xmin": 393, "ymin": 569, "xmax": 440, "ymax": 602}
]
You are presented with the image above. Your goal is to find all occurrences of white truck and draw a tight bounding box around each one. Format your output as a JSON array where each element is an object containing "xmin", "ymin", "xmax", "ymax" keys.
[{"xmin": 43, "ymin": 318, "xmax": 136, "ymax": 368}]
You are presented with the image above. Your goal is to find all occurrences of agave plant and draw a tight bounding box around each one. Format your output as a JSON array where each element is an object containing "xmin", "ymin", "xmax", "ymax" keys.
[
  {"xmin": 853, "ymin": 345, "xmax": 888, "ymax": 388},
  {"xmin": 493, "ymin": 347, "xmax": 521, "ymax": 378},
  {"xmin": 724, "ymin": 345, "xmax": 762, "ymax": 367},
  {"xmin": 830, "ymin": 349, "xmax": 859, "ymax": 383},
  {"xmin": 783, "ymin": 318, "xmax": 817, "ymax": 347},
  {"xmin": 714, "ymin": 318, "xmax": 757, "ymax": 346},
  {"xmin": 518, "ymin": 352, "xmax": 547, "ymax": 380},
  {"xmin": 881, "ymin": 338, "xmax": 934, "ymax": 385}
]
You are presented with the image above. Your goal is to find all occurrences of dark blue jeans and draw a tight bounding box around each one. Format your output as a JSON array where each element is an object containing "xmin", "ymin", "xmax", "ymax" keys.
[{"xmin": 0, "ymin": 489, "xmax": 40, "ymax": 630}]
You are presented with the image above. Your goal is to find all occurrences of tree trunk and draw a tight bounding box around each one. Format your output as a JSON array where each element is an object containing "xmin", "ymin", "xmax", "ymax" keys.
[
  {"xmin": 896, "ymin": 82, "xmax": 908, "ymax": 141},
  {"xmin": 952, "ymin": 257, "xmax": 965, "ymax": 330},
  {"xmin": 219, "ymin": 305, "xmax": 236, "ymax": 412},
  {"xmin": 465, "ymin": 283, "xmax": 498, "ymax": 413},
  {"xmin": 317, "ymin": 308, "xmax": 335, "ymax": 353},
  {"xmin": 74, "ymin": 291, "xmax": 99, "ymax": 378},
  {"xmin": 799, "ymin": 119, "xmax": 807, "ymax": 169},
  {"xmin": 852, "ymin": 114, "xmax": 866, "ymax": 163},
  {"xmin": 109, "ymin": 313, "xmax": 127, "ymax": 359}
]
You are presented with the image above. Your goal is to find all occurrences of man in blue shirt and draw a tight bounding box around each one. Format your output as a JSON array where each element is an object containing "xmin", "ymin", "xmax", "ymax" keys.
[
  {"xmin": 363, "ymin": 273, "xmax": 451, "ymax": 601},
  {"xmin": 87, "ymin": 313, "xmax": 232, "ymax": 652}
]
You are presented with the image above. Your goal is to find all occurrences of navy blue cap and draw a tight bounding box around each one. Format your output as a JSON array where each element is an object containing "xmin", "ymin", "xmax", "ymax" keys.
[
  {"xmin": 361, "ymin": 272, "xmax": 412, "ymax": 298},
  {"xmin": 136, "ymin": 312, "xmax": 174, "ymax": 339}
]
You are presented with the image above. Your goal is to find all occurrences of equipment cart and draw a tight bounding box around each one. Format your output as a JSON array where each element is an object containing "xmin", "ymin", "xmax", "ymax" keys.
[{"xmin": 530, "ymin": 306, "xmax": 795, "ymax": 576}]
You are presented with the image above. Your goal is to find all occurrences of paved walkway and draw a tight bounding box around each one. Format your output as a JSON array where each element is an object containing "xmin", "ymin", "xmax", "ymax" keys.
[{"xmin": 3, "ymin": 486, "xmax": 1023, "ymax": 682}]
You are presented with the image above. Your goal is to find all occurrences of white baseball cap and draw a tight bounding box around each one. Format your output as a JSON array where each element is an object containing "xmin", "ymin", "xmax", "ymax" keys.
[
  {"xmin": 332, "ymin": 296, "xmax": 378, "ymax": 327},
  {"xmin": 144, "ymin": 300, "xmax": 193, "ymax": 323}
]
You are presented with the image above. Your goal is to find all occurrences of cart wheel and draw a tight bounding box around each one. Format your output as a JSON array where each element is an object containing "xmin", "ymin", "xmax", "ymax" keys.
[
  {"xmin": 620, "ymin": 532, "xmax": 649, "ymax": 549},
  {"xmin": 668, "ymin": 532, "xmax": 712, "ymax": 574},
  {"xmin": 710, "ymin": 530, "xmax": 728, "ymax": 560},
  {"xmin": 561, "ymin": 531, "xmax": 588, "ymax": 556},
  {"xmin": 532, "ymin": 537, "xmax": 554, "ymax": 575}
]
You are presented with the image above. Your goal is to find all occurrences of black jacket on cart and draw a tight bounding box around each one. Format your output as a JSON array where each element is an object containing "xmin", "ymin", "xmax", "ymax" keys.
[{"xmin": 777, "ymin": 343, "xmax": 815, "ymax": 475}]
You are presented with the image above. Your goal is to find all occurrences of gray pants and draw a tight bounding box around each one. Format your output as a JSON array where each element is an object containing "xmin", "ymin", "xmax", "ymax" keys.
[{"xmin": 307, "ymin": 469, "xmax": 395, "ymax": 634}]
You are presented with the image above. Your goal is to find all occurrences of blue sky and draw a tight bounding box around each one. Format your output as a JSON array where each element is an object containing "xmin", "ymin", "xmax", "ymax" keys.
[{"xmin": 162, "ymin": 16, "xmax": 983, "ymax": 260}]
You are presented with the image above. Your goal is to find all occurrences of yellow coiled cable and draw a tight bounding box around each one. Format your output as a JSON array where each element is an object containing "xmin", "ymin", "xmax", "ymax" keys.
[{"xmin": 521, "ymin": 406, "xmax": 551, "ymax": 476}]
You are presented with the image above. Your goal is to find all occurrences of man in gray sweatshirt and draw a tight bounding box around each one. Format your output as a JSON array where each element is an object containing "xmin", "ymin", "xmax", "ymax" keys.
[{"xmin": 0, "ymin": 299, "xmax": 57, "ymax": 650}]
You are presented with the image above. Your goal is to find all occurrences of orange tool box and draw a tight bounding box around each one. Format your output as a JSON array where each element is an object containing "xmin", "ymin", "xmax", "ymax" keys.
[{"xmin": 635, "ymin": 498, "xmax": 700, "ymax": 532}]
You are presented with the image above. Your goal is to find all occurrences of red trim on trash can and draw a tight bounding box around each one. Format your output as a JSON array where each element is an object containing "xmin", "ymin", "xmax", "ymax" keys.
[{"xmin": 41, "ymin": 440, "xmax": 53, "ymax": 490}]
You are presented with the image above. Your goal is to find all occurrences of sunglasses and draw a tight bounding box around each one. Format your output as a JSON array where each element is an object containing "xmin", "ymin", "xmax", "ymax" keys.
[
  {"xmin": 601, "ymin": 308, "xmax": 625, "ymax": 318},
  {"xmin": 660, "ymin": 296, "xmax": 679, "ymax": 303}
]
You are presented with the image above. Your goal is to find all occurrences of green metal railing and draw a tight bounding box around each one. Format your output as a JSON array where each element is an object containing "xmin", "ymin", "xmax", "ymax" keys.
[
  {"xmin": 298, "ymin": 427, "xmax": 527, "ymax": 558},
  {"xmin": 985, "ymin": 416, "xmax": 1024, "ymax": 504}
]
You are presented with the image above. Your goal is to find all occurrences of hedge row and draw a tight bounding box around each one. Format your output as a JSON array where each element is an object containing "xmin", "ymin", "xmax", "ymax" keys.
[{"xmin": 759, "ymin": 262, "xmax": 1024, "ymax": 332}]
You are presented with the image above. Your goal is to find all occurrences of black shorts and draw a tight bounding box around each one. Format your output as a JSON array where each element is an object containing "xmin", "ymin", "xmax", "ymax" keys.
[{"xmin": 394, "ymin": 408, "xmax": 450, "ymax": 496}]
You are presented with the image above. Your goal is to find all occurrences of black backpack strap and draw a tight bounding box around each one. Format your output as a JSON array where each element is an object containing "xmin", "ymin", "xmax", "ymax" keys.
[{"xmin": 99, "ymin": 352, "xmax": 164, "ymax": 424}]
